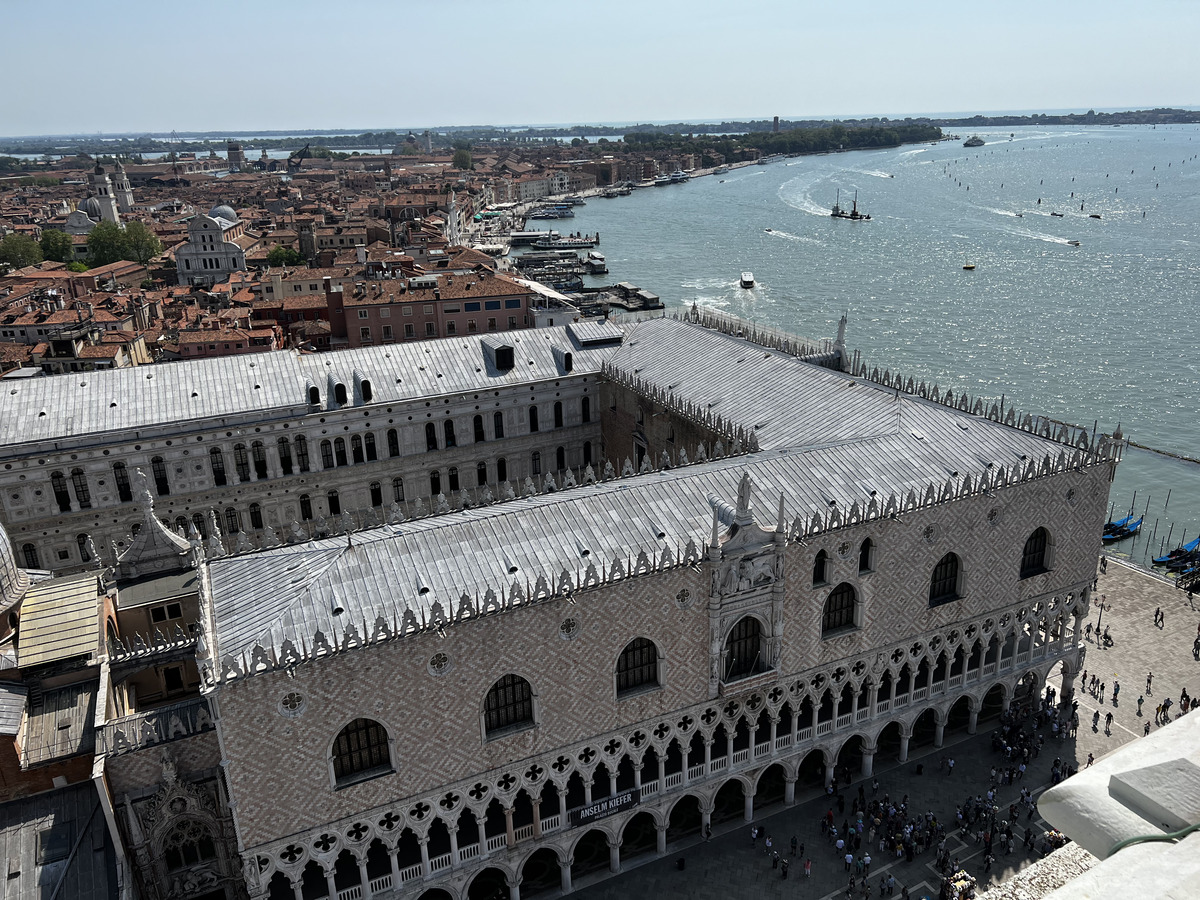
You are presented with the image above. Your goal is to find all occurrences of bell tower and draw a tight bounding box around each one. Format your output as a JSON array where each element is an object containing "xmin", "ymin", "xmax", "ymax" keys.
[
  {"xmin": 113, "ymin": 160, "xmax": 135, "ymax": 214},
  {"xmin": 87, "ymin": 162, "xmax": 121, "ymax": 224}
]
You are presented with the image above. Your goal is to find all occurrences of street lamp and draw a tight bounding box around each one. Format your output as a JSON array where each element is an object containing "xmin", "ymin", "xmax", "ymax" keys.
[{"xmin": 1095, "ymin": 594, "xmax": 1111, "ymax": 641}]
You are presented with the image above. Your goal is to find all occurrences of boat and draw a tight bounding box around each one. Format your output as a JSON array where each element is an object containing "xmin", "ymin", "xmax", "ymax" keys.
[
  {"xmin": 1067, "ymin": 240, "xmax": 1081, "ymax": 246},
  {"xmin": 1089, "ymin": 214, "xmax": 1102, "ymax": 219},
  {"xmin": 653, "ymin": 174, "xmax": 672, "ymax": 186},
  {"xmin": 532, "ymin": 236, "xmax": 598, "ymax": 250},
  {"xmin": 740, "ymin": 272, "xmax": 755, "ymax": 288},
  {"xmin": 1050, "ymin": 212, "xmax": 1064, "ymax": 217},
  {"xmin": 714, "ymin": 165, "xmax": 730, "ymax": 175},
  {"xmin": 1102, "ymin": 516, "xmax": 1143, "ymax": 543},
  {"xmin": 1103, "ymin": 513, "xmax": 1135, "ymax": 534},
  {"xmin": 1154, "ymin": 537, "xmax": 1200, "ymax": 566},
  {"xmin": 962, "ymin": 263, "xmax": 976, "ymax": 271},
  {"xmin": 831, "ymin": 189, "xmax": 871, "ymax": 220},
  {"xmin": 964, "ymin": 136, "xmax": 985, "ymax": 147},
  {"xmin": 669, "ymin": 170, "xmax": 690, "ymax": 183},
  {"xmin": 583, "ymin": 250, "xmax": 608, "ymax": 275}
]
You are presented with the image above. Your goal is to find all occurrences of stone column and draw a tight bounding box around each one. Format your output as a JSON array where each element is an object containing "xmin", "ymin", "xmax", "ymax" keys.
[
  {"xmin": 868, "ymin": 681, "xmax": 880, "ymax": 716},
  {"xmin": 531, "ymin": 800, "xmax": 542, "ymax": 839},
  {"xmin": 934, "ymin": 719, "xmax": 945, "ymax": 748},
  {"xmin": 703, "ymin": 737, "xmax": 713, "ymax": 774},
  {"xmin": 633, "ymin": 762, "xmax": 643, "ymax": 790},
  {"xmin": 768, "ymin": 717, "xmax": 779, "ymax": 756},
  {"xmin": 557, "ymin": 785, "xmax": 568, "ymax": 823},
  {"xmin": 784, "ymin": 773, "xmax": 797, "ymax": 806},
  {"xmin": 477, "ymin": 818, "xmax": 489, "ymax": 858},
  {"xmin": 504, "ymin": 806, "xmax": 516, "ymax": 850},
  {"xmin": 701, "ymin": 808, "xmax": 712, "ymax": 836},
  {"xmin": 323, "ymin": 865, "xmax": 338, "ymax": 900},
  {"xmin": 898, "ymin": 733, "xmax": 910, "ymax": 763},
  {"xmin": 743, "ymin": 790, "xmax": 754, "ymax": 822},
  {"xmin": 289, "ymin": 880, "xmax": 304, "ymax": 900},
  {"xmin": 824, "ymin": 762, "xmax": 834, "ymax": 789},
  {"xmin": 748, "ymin": 723, "xmax": 756, "ymax": 758},
  {"xmin": 860, "ymin": 747, "xmax": 875, "ymax": 779},
  {"xmin": 681, "ymin": 745, "xmax": 690, "ymax": 785},
  {"xmin": 609, "ymin": 770, "xmax": 619, "ymax": 796},
  {"xmin": 560, "ymin": 859, "xmax": 573, "ymax": 894},
  {"xmin": 357, "ymin": 857, "xmax": 373, "ymax": 899},
  {"xmin": 388, "ymin": 848, "xmax": 403, "ymax": 889},
  {"xmin": 449, "ymin": 825, "xmax": 461, "ymax": 865},
  {"xmin": 791, "ymin": 711, "xmax": 799, "ymax": 743},
  {"xmin": 583, "ymin": 777, "xmax": 593, "ymax": 806},
  {"xmin": 968, "ymin": 706, "xmax": 980, "ymax": 735},
  {"xmin": 507, "ymin": 874, "xmax": 521, "ymax": 900},
  {"xmin": 418, "ymin": 837, "xmax": 431, "ymax": 876},
  {"xmin": 608, "ymin": 837, "xmax": 621, "ymax": 873},
  {"xmin": 656, "ymin": 822, "xmax": 668, "ymax": 855},
  {"xmin": 657, "ymin": 754, "xmax": 666, "ymax": 787}
]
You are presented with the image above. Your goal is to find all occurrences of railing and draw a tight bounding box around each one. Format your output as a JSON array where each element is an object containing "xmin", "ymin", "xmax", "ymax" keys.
[
  {"xmin": 688, "ymin": 764, "xmax": 705, "ymax": 780},
  {"xmin": 875, "ymin": 699, "xmax": 891, "ymax": 714},
  {"xmin": 797, "ymin": 726, "xmax": 814, "ymax": 742},
  {"xmin": 1017, "ymin": 650, "xmax": 1031, "ymax": 665},
  {"xmin": 983, "ymin": 662, "xmax": 998, "ymax": 676},
  {"xmin": 430, "ymin": 852, "xmax": 453, "ymax": 873},
  {"xmin": 893, "ymin": 693, "xmax": 909, "ymax": 709},
  {"xmin": 912, "ymin": 687, "xmax": 929, "ymax": 701},
  {"xmin": 96, "ymin": 696, "xmax": 214, "ymax": 756},
  {"xmin": 856, "ymin": 708, "xmax": 871, "ymax": 723},
  {"xmin": 732, "ymin": 749, "xmax": 749, "ymax": 765},
  {"xmin": 1000, "ymin": 656, "xmax": 1014, "ymax": 671},
  {"xmin": 710, "ymin": 756, "xmax": 728, "ymax": 772},
  {"xmin": 754, "ymin": 742, "xmax": 771, "ymax": 759},
  {"xmin": 642, "ymin": 780, "xmax": 660, "ymax": 796},
  {"xmin": 513, "ymin": 825, "xmax": 534, "ymax": 843},
  {"xmin": 369, "ymin": 875, "xmax": 392, "ymax": 895},
  {"xmin": 337, "ymin": 886, "xmax": 362, "ymax": 900},
  {"xmin": 816, "ymin": 721, "xmax": 833, "ymax": 736},
  {"xmin": 836, "ymin": 714, "xmax": 852, "ymax": 729},
  {"xmin": 948, "ymin": 674, "xmax": 964, "ymax": 689},
  {"xmin": 664, "ymin": 772, "xmax": 683, "ymax": 789},
  {"xmin": 931, "ymin": 680, "xmax": 946, "ymax": 695},
  {"xmin": 486, "ymin": 834, "xmax": 508, "ymax": 853},
  {"xmin": 540, "ymin": 814, "xmax": 561, "ymax": 833},
  {"xmin": 775, "ymin": 734, "xmax": 792, "ymax": 751},
  {"xmin": 460, "ymin": 843, "xmax": 481, "ymax": 862},
  {"xmin": 399, "ymin": 862, "xmax": 423, "ymax": 883}
]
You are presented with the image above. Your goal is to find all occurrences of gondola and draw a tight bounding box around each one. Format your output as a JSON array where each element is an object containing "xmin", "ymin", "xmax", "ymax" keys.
[
  {"xmin": 1103, "ymin": 514, "xmax": 1135, "ymax": 535},
  {"xmin": 1153, "ymin": 536, "xmax": 1200, "ymax": 566},
  {"xmin": 1102, "ymin": 516, "xmax": 1143, "ymax": 543}
]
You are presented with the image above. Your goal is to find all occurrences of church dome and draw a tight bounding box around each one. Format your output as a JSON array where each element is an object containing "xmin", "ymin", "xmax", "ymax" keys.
[
  {"xmin": 208, "ymin": 204, "xmax": 238, "ymax": 222},
  {"xmin": 0, "ymin": 522, "xmax": 30, "ymax": 617},
  {"xmin": 79, "ymin": 197, "xmax": 103, "ymax": 220}
]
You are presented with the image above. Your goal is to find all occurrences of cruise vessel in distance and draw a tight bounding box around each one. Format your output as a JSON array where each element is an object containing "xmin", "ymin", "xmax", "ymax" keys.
[{"xmin": 964, "ymin": 135, "xmax": 985, "ymax": 147}]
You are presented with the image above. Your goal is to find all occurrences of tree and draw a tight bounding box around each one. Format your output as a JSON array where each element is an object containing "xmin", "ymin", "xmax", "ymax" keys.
[
  {"xmin": 452, "ymin": 148, "xmax": 473, "ymax": 170},
  {"xmin": 122, "ymin": 221, "xmax": 162, "ymax": 266},
  {"xmin": 40, "ymin": 229, "xmax": 74, "ymax": 263},
  {"xmin": 0, "ymin": 233, "xmax": 43, "ymax": 269},
  {"xmin": 86, "ymin": 221, "xmax": 128, "ymax": 267},
  {"xmin": 266, "ymin": 245, "xmax": 303, "ymax": 267},
  {"xmin": 67, "ymin": 261, "xmax": 89, "ymax": 272}
]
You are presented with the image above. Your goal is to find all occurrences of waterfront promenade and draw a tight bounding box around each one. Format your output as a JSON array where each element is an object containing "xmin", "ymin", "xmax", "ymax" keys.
[{"xmin": 567, "ymin": 560, "xmax": 1199, "ymax": 900}]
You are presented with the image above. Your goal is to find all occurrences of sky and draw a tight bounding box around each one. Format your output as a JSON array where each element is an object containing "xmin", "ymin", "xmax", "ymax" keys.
[{"xmin": 3, "ymin": 0, "xmax": 1198, "ymax": 137}]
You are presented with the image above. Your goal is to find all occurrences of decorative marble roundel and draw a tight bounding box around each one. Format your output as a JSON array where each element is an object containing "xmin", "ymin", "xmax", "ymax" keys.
[
  {"xmin": 428, "ymin": 652, "xmax": 452, "ymax": 676},
  {"xmin": 837, "ymin": 541, "xmax": 852, "ymax": 560},
  {"xmin": 559, "ymin": 618, "xmax": 580, "ymax": 640},
  {"xmin": 674, "ymin": 588, "xmax": 692, "ymax": 609},
  {"xmin": 278, "ymin": 691, "xmax": 305, "ymax": 718},
  {"xmin": 1066, "ymin": 488, "xmax": 1077, "ymax": 507},
  {"xmin": 923, "ymin": 525, "xmax": 938, "ymax": 544}
]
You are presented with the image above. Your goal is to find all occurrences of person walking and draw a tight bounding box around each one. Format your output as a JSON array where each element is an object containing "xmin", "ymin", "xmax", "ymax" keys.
[
  {"xmin": 1138, "ymin": 694, "xmax": 1144, "ymax": 715},
  {"xmin": 1086, "ymin": 752, "xmax": 1095, "ymax": 767},
  {"xmin": 805, "ymin": 857, "xmax": 812, "ymax": 877},
  {"xmin": 791, "ymin": 835, "xmax": 798, "ymax": 856},
  {"xmin": 1154, "ymin": 606, "xmax": 1161, "ymax": 627},
  {"xmin": 1147, "ymin": 671, "xmax": 1153, "ymax": 693},
  {"xmin": 1113, "ymin": 680, "xmax": 1120, "ymax": 703},
  {"xmin": 781, "ymin": 858, "xmax": 789, "ymax": 879},
  {"xmin": 1086, "ymin": 622, "xmax": 1093, "ymax": 641}
]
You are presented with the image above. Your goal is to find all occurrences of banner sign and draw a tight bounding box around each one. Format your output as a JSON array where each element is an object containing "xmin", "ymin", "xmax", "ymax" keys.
[{"xmin": 570, "ymin": 788, "xmax": 640, "ymax": 827}]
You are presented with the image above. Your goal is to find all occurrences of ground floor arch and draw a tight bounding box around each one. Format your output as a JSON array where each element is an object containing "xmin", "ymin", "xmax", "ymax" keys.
[
  {"xmin": 620, "ymin": 810, "xmax": 658, "ymax": 861},
  {"xmin": 910, "ymin": 707, "xmax": 938, "ymax": 750},
  {"xmin": 796, "ymin": 747, "xmax": 826, "ymax": 788},
  {"xmin": 835, "ymin": 733, "xmax": 865, "ymax": 779},
  {"xmin": 753, "ymin": 762, "xmax": 787, "ymax": 807},
  {"xmin": 666, "ymin": 794, "xmax": 703, "ymax": 843},
  {"xmin": 519, "ymin": 847, "xmax": 561, "ymax": 898},
  {"xmin": 570, "ymin": 829, "xmax": 611, "ymax": 881},
  {"xmin": 946, "ymin": 695, "xmax": 973, "ymax": 734},
  {"xmin": 980, "ymin": 683, "xmax": 1007, "ymax": 722},
  {"xmin": 416, "ymin": 890, "xmax": 456, "ymax": 900},
  {"xmin": 467, "ymin": 867, "xmax": 511, "ymax": 900},
  {"xmin": 711, "ymin": 778, "xmax": 746, "ymax": 824}
]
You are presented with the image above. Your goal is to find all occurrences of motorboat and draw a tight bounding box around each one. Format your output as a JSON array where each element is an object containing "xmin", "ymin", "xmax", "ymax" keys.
[
  {"xmin": 962, "ymin": 263, "xmax": 976, "ymax": 271},
  {"xmin": 964, "ymin": 136, "xmax": 985, "ymax": 147},
  {"xmin": 740, "ymin": 272, "xmax": 755, "ymax": 288},
  {"xmin": 1067, "ymin": 240, "xmax": 1081, "ymax": 246},
  {"xmin": 669, "ymin": 170, "xmax": 690, "ymax": 183}
]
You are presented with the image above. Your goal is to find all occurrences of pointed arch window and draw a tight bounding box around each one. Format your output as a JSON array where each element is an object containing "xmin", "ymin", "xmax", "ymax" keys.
[
  {"xmin": 484, "ymin": 675, "xmax": 535, "ymax": 738},
  {"xmin": 724, "ymin": 616, "xmax": 765, "ymax": 681},
  {"xmin": 50, "ymin": 471, "xmax": 71, "ymax": 512},
  {"xmin": 113, "ymin": 462, "xmax": 132, "ymax": 502},
  {"xmin": 294, "ymin": 435, "xmax": 310, "ymax": 472},
  {"xmin": 616, "ymin": 638, "xmax": 660, "ymax": 697},
  {"xmin": 70, "ymin": 468, "xmax": 91, "ymax": 509},
  {"xmin": 163, "ymin": 819, "xmax": 217, "ymax": 872},
  {"xmin": 277, "ymin": 437, "xmax": 294, "ymax": 475},
  {"xmin": 1020, "ymin": 528, "xmax": 1049, "ymax": 578},
  {"xmin": 858, "ymin": 538, "xmax": 874, "ymax": 573},
  {"xmin": 332, "ymin": 718, "xmax": 392, "ymax": 785},
  {"xmin": 821, "ymin": 582, "xmax": 858, "ymax": 636},
  {"xmin": 812, "ymin": 549, "xmax": 829, "ymax": 586},
  {"xmin": 929, "ymin": 552, "xmax": 962, "ymax": 607}
]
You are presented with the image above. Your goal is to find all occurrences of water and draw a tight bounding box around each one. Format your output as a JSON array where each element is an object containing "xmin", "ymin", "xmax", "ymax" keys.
[{"xmin": 541, "ymin": 125, "xmax": 1200, "ymax": 566}]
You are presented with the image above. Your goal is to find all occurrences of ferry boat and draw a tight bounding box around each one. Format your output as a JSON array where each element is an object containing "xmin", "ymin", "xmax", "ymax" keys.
[
  {"xmin": 714, "ymin": 165, "xmax": 730, "ymax": 175},
  {"xmin": 533, "ymin": 236, "xmax": 598, "ymax": 250},
  {"xmin": 964, "ymin": 135, "xmax": 985, "ymax": 147},
  {"xmin": 669, "ymin": 170, "xmax": 690, "ymax": 183},
  {"xmin": 583, "ymin": 250, "xmax": 608, "ymax": 275},
  {"xmin": 740, "ymin": 272, "xmax": 755, "ymax": 288},
  {"xmin": 653, "ymin": 174, "xmax": 672, "ymax": 186},
  {"xmin": 831, "ymin": 189, "xmax": 871, "ymax": 220}
]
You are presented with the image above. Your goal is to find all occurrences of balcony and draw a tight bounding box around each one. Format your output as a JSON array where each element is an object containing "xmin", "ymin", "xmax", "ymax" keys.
[{"xmin": 96, "ymin": 696, "xmax": 213, "ymax": 756}]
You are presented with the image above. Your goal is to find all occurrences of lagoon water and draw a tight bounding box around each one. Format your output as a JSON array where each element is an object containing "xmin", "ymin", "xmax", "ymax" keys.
[{"xmin": 552, "ymin": 126, "xmax": 1200, "ymax": 565}]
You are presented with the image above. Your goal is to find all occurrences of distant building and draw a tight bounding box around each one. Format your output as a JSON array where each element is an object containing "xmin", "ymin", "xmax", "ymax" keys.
[{"xmin": 176, "ymin": 205, "xmax": 258, "ymax": 288}]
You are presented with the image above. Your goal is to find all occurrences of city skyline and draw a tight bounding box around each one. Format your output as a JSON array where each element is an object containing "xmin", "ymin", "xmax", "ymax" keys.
[{"xmin": 5, "ymin": 0, "xmax": 1197, "ymax": 137}]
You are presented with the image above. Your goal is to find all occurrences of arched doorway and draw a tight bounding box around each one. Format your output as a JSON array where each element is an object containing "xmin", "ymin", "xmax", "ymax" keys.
[
  {"xmin": 520, "ymin": 847, "xmax": 561, "ymax": 898},
  {"xmin": 876, "ymin": 721, "xmax": 903, "ymax": 762},
  {"xmin": 796, "ymin": 748, "xmax": 825, "ymax": 787},
  {"xmin": 836, "ymin": 734, "xmax": 865, "ymax": 779},
  {"xmin": 1014, "ymin": 671, "xmax": 1040, "ymax": 713},
  {"xmin": 980, "ymin": 684, "xmax": 1006, "ymax": 722},
  {"xmin": 946, "ymin": 696, "xmax": 972, "ymax": 734},
  {"xmin": 755, "ymin": 763, "xmax": 787, "ymax": 807},
  {"xmin": 910, "ymin": 708, "xmax": 937, "ymax": 748},
  {"xmin": 621, "ymin": 810, "xmax": 658, "ymax": 860},
  {"xmin": 666, "ymin": 795, "xmax": 702, "ymax": 842},
  {"xmin": 416, "ymin": 891, "xmax": 455, "ymax": 900},
  {"xmin": 467, "ymin": 867, "xmax": 510, "ymax": 900},
  {"xmin": 570, "ymin": 829, "xmax": 611, "ymax": 881},
  {"xmin": 711, "ymin": 779, "xmax": 744, "ymax": 824}
]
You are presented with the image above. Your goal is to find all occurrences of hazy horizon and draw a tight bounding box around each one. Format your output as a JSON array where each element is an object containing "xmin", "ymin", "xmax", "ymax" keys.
[{"xmin": 5, "ymin": 0, "xmax": 1197, "ymax": 136}]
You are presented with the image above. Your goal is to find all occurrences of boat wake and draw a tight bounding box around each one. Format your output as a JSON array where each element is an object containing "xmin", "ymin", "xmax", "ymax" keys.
[
  {"xmin": 1004, "ymin": 226, "xmax": 1072, "ymax": 245},
  {"xmin": 982, "ymin": 206, "xmax": 1026, "ymax": 218},
  {"xmin": 764, "ymin": 229, "xmax": 821, "ymax": 245},
  {"xmin": 850, "ymin": 169, "xmax": 893, "ymax": 179},
  {"xmin": 777, "ymin": 174, "xmax": 834, "ymax": 217}
]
